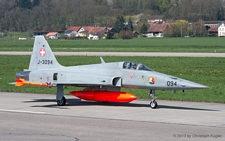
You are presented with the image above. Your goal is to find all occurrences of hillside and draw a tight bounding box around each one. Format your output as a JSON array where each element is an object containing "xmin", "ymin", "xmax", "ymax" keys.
[{"xmin": 0, "ymin": 0, "xmax": 224, "ymax": 32}]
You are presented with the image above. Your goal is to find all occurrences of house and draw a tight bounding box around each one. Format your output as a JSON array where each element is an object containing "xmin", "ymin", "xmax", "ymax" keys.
[
  {"xmin": 218, "ymin": 23, "xmax": 225, "ymax": 37},
  {"xmin": 87, "ymin": 34, "xmax": 99, "ymax": 40},
  {"xmin": 33, "ymin": 30, "xmax": 64, "ymax": 37},
  {"xmin": 205, "ymin": 22, "xmax": 225, "ymax": 36},
  {"xmin": 77, "ymin": 26, "xmax": 93, "ymax": 37},
  {"xmin": 64, "ymin": 26, "xmax": 81, "ymax": 37},
  {"xmin": 77, "ymin": 26, "xmax": 107, "ymax": 40},
  {"xmin": 80, "ymin": 26, "xmax": 95, "ymax": 32},
  {"xmin": 87, "ymin": 27, "xmax": 106, "ymax": 40},
  {"xmin": 65, "ymin": 26, "xmax": 96, "ymax": 38},
  {"xmin": 147, "ymin": 23, "xmax": 168, "ymax": 37},
  {"xmin": 208, "ymin": 26, "xmax": 218, "ymax": 36},
  {"xmin": 65, "ymin": 26, "xmax": 116, "ymax": 39},
  {"xmin": 45, "ymin": 32, "xmax": 59, "ymax": 39},
  {"xmin": 33, "ymin": 30, "xmax": 49, "ymax": 37},
  {"xmin": 204, "ymin": 21, "xmax": 222, "ymax": 30},
  {"xmin": 64, "ymin": 30, "xmax": 76, "ymax": 37}
]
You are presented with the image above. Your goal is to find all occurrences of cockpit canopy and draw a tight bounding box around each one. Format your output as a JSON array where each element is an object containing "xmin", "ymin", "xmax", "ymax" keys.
[{"xmin": 122, "ymin": 62, "xmax": 153, "ymax": 71}]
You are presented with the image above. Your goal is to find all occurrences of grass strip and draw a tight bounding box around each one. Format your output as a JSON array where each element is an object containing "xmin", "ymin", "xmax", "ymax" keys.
[{"xmin": 0, "ymin": 37, "xmax": 225, "ymax": 52}]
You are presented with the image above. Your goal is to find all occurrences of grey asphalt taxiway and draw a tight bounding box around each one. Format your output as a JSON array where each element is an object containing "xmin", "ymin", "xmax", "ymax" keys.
[{"xmin": 0, "ymin": 92, "xmax": 224, "ymax": 141}]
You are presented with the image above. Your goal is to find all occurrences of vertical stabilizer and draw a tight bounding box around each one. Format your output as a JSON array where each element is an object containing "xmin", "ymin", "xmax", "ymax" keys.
[{"xmin": 28, "ymin": 36, "xmax": 62, "ymax": 70}]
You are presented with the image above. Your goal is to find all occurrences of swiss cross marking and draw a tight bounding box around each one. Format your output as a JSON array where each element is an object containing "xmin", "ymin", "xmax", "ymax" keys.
[
  {"xmin": 130, "ymin": 73, "xmax": 134, "ymax": 78},
  {"xmin": 39, "ymin": 48, "xmax": 46, "ymax": 57}
]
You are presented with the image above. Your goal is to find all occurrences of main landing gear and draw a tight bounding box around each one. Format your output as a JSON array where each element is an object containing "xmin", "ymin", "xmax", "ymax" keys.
[
  {"xmin": 56, "ymin": 84, "xmax": 66, "ymax": 106},
  {"xmin": 149, "ymin": 89, "xmax": 158, "ymax": 109},
  {"xmin": 57, "ymin": 96, "xmax": 66, "ymax": 106}
]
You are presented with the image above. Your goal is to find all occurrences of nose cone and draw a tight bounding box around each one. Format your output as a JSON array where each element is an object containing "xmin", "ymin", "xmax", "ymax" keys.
[{"xmin": 179, "ymin": 79, "xmax": 209, "ymax": 89}]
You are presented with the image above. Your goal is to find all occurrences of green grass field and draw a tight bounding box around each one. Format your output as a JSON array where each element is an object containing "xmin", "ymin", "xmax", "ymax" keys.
[
  {"xmin": 0, "ymin": 37, "xmax": 225, "ymax": 52},
  {"xmin": 0, "ymin": 55, "xmax": 224, "ymax": 103}
]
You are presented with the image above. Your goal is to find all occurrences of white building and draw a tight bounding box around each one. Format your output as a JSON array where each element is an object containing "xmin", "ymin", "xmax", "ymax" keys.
[
  {"xmin": 88, "ymin": 34, "xmax": 99, "ymax": 40},
  {"xmin": 64, "ymin": 30, "xmax": 77, "ymax": 37},
  {"xmin": 45, "ymin": 32, "xmax": 60, "ymax": 39},
  {"xmin": 218, "ymin": 23, "xmax": 225, "ymax": 37}
]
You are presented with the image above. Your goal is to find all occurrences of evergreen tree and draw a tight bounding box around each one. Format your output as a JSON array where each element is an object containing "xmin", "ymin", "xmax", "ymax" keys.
[
  {"xmin": 140, "ymin": 23, "xmax": 148, "ymax": 34},
  {"xmin": 106, "ymin": 30, "xmax": 113, "ymax": 39},
  {"xmin": 127, "ymin": 17, "xmax": 133, "ymax": 31},
  {"xmin": 114, "ymin": 16, "xmax": 125, "ymax": 33}
]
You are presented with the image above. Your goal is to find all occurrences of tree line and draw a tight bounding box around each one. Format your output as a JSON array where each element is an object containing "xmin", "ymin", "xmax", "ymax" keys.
[{"xmin": 0, "ymin": 0, "xmax": 224, "ymax": 33}]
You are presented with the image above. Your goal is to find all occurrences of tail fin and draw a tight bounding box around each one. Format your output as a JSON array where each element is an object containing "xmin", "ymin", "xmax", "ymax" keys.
[{"xmin": 28, "ymin": 36, "xmax": 62, "ymax": 70}]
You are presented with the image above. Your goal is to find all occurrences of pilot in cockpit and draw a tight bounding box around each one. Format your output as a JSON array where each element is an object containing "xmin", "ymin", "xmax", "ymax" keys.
[{"xmin": 132, "ymin": 63, "xmax": 137, "ymax": 69}]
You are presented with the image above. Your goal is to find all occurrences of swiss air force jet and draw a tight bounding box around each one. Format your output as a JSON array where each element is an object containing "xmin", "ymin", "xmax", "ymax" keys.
[{"xmin": 14, "ymin": 36, "xmax": 208, "ymax": 108}]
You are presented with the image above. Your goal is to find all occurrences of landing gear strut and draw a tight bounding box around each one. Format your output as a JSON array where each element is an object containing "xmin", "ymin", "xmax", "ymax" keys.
[
  {"xmin": 149, "ymin": 89, "xmax": 157, "ymax": 109},
  {"xmin": 56, "ymin": 84, "xmax": 66, "ymax": 106}
]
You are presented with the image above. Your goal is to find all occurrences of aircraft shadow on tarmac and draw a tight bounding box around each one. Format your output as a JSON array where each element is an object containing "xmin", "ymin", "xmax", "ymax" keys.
[{"xmin": 24, "ymin": 98, "xmax": 219, "ymax": 112}]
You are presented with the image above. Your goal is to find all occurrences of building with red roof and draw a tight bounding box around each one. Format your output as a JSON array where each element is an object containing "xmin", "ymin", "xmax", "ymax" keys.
[
  {"xmin": 147, "ymin": 23, "xmax": 168, "ymax": 37},
  {"xmin": 66, "ymin": 26, "xmax": 82, "ymax": 32},
  {"xmin": 45, "ymin": 32, "xmax": 59, "ymax": 39},
  {"xmin": 208, "ymin": 26, "xmax": 218, "ymax": 36}
]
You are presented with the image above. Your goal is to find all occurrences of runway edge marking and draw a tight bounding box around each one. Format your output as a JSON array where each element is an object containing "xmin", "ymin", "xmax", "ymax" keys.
[{"xmin": 0, "ymin": 109, "xmax": 46, "ymax": 114}]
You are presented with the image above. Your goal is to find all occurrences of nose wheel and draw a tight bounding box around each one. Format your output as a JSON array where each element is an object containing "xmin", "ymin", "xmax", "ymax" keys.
[
  {"xmin": 150, "ymin": 100, "xmax": 158, "ymax": 109},
  {"xmin": 149, "ymin": 89, "xmax": 158, "ymax": 109}
]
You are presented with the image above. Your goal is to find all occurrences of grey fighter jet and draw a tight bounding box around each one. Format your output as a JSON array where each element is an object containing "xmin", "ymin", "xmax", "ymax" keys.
[{"xmin": 14, "ymin": 36, "xmax": 208, "ymax": 108}]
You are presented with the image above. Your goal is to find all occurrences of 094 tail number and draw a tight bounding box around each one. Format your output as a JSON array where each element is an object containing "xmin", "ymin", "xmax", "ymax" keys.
[{"xmin": 167, "ymin": 81, "xmax": 177, "ymax": 86}]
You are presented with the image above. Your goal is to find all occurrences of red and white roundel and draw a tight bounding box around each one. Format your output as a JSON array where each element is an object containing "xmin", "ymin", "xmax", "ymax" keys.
[
  {"xmin": 149, "ymin": 76, "xmax": 156, "ymax": 84},
  {"xmin": 39, "ymin": 48, "xmax": 46, "ymax": 57}
]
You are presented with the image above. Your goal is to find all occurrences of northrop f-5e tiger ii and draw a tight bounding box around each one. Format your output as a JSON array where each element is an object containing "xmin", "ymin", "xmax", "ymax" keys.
[{"xmin": 14, "ymin": 36, "xmax": 208, "ymax": 108}]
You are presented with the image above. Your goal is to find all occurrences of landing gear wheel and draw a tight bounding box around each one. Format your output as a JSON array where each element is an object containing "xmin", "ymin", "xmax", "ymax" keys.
[
  {"xmin": 149, "ymin": 89, "xmax": 157, "ymax": 109},
  {"xmin": 150, "ymin": 100, "xmax": 158, "ymax": 109},
  {"xmin": 57, "ymin": 96, "xmax": 66, "ymax": 106}
]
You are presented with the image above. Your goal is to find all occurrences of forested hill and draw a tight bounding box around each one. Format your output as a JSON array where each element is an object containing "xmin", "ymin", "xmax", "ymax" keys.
[{"xmin": 0, "ymin": 0, "xmax": 225, "ymax": 32}]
